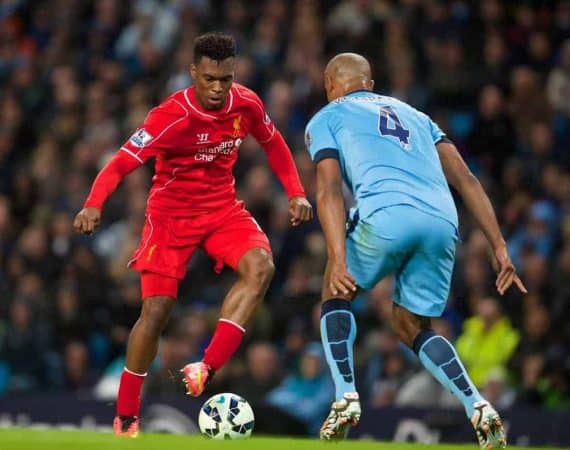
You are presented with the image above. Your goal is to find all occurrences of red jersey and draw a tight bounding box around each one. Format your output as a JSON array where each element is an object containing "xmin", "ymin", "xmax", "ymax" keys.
[{"xmin": 86, "ymin": 83, "xmax": 305, "ymax": 216}]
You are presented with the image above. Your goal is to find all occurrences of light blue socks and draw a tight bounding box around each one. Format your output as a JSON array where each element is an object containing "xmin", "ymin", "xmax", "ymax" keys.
[
  {"xmin": 320, "ymin": 299, "xmax": 357, "ymax": 400},
  {"xmin": 414, "ymin": 329, "xmax": 483, "ymax": 417}
]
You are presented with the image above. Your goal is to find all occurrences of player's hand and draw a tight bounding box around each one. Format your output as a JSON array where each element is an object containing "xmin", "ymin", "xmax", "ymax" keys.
[
  {"xmin": 288, "ymin": 196, "xmax": 313, "ymax": 226},
  {"xmin": 492, "ymin": 243, "xmax": 527, "ymax": 295},
  {"xmin": 329, "ymin": 260, "xmax": 357, "ymax": 296},
  {"xmin": 73, "ymin": 207, "xmax": 101, "ymax": 235}
]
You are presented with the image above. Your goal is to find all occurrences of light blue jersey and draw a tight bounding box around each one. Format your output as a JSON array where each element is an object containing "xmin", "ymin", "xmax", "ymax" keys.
[
  {"xmin": 305, "ymin": 91, "xmax": 458, "ymax": 230},
  {"xmin": 306, "ymin": 91, "xmax": 459, "ymax": 316}
]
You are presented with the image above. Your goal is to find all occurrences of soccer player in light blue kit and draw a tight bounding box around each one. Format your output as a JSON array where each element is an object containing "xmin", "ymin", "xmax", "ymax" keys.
[{"xmin": 305, "ymin": 53, "xmax": 527, "ymax": 448}]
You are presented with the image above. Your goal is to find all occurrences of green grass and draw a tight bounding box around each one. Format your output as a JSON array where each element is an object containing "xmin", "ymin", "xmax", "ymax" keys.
[{"xmin": 0, "ymin": 429, "xmax": 559, "ymax": 450}]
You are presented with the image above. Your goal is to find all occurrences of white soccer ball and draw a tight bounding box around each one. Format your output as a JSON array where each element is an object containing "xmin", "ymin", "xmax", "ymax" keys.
[{"xmin": 198, "ymin": 393, "xmax": 255, "ymax": 440}]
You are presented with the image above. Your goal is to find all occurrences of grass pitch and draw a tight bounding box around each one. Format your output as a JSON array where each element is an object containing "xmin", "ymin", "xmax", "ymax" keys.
[{"xmin": 0, "ymin": 429, "xmax": 557, "ymax": 450}]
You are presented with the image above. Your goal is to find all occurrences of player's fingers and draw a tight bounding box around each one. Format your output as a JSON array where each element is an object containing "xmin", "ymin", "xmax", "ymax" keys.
[
  {"xmin": 514, "ymin": 275, "xmax": 528, "ymax": 294},
  {"xmin": 332, "ymin": 277, "xmax": 350, "ymax": 295},
  {"xmin": 85, "ymin": 218, "xmax": 96, "ymax": 235},
  {"xmin": 496, "ymin": 269, "xmax": 510, "ymax": 294},
  {"xmin": 330, "ymin": 281, "xmax": 339, "ymax": 296},
  {"xmin": 498, "ymin": 270, "xmax": 515, "ymax": 295},
  {"xmin": 73, "ymin": 216, "xmax": 82, "ymax": 232},
  {"xmin": 77, "ymin": 216, "xmax": 89, "ymax": 234},
  {"xmin": 342, "ymin": 275, "xmax": 357, "ymax": 292},
  {"xmin": 338, "ymin": 274, "xmax": 356, "ymax": 294},
  {"xmin": 291, "ymin": 203, "xmax": 303, "ymax": 219},
  {"xmin": 495, "ymin": 265, "xmax": 510, "ymax": 288}
]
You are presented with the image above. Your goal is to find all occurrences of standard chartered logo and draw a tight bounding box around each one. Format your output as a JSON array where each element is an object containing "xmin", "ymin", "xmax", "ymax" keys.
[{"xmin": 194, "ymin": 138, "xmax": 243, "ymax": 161}]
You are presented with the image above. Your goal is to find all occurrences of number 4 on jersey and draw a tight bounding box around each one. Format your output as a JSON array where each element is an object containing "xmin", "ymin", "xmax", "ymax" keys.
[{"xmin": 378, "ymin": 106, "xmax": 410, "ymax": 149}]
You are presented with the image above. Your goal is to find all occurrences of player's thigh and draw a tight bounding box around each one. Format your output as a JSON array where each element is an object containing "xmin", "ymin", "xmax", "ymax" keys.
[
  {"xmin": 346, "ymin": 217, "xmax": 403, "ymax": 290},
  {"xmin": 394, "ymin": 218, "xmax": 457, "ymax": 317},
  {"xmin": 202, "ymin": 207, "xmax": 272, "ymax": 273},
  {"xmin": 129, "ymin": 214, "xmax": 202, "ymax": 281}
]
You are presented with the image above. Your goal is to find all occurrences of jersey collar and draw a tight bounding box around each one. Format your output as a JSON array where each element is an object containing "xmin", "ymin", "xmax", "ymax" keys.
[{"xmin": 345, "ymin": 89, "xmax": 374, "ymax": 96}]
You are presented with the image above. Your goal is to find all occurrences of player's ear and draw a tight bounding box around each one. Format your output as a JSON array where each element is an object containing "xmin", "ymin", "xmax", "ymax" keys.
[
  {"xmin": 369, "ymin": 79, "xmax": 375, "ymax": 90},
  {"xmin": 190, "ymin": 63, "xmax": 197, "ymax": 80}
]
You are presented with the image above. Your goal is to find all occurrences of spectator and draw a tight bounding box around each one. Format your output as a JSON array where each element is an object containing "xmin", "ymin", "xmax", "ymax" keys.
[
  {"xmin": 230, "ymin": 341, "xmax": 282, "ymax": 404},
  {"xmin": 0, "ymin": 299, "xmax": 52, "ymax": 394},
  {"xmin": 456, "ymin": 297, "xmax": 519, "ymax": 387},
  {"xmin": 267, "ymin": 342, "xmax": 334, "ymax": 435},
  {"xmin": 0, "ymin": 1, "xmax": 566, "ymax": 419}
]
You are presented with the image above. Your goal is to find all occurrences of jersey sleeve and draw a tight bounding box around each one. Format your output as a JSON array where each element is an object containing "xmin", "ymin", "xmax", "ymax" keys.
[
  {"xmin": 245, "ymin": 92, "xmax": 276, "ymax": 144},
  {"xmin": 429, "ymin": 118, "xmax": 449, "ymax": 145},
  {"xmin": 119, "ymin": 97, "xmax": 188, "ymax": 164},
  {"xmin": 304, "ymin": 111, "xmax": 339, "ymax": 163}
]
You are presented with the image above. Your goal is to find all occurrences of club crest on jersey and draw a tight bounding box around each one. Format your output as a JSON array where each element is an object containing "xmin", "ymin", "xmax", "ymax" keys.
[
  {"xmin": 233, "ymin": 115, "xmax": 242, "ymax": 137},
  {"xmin": 197, "ymin": 133, "xmax": 210, "ymax": 143},
  {"xmin": 129, "ymin": 129, "xmax": 153, "ymax": 148}
]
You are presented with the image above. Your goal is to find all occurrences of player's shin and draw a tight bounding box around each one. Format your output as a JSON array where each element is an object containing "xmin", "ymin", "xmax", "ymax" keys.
[
  {"xmin": 320, "ymin": 298, "xmax": 357, "ymax": 400},
  {"xmin": 413, "ymin": 329, "xmax": 483, "ymax": 417},
  {"xmin": 116, "ymin": 367, "xmax": 147, "ymax": 417},
  {"xmin": 203, "ymin": 319, "xmax": 245, "ymax": 371}
]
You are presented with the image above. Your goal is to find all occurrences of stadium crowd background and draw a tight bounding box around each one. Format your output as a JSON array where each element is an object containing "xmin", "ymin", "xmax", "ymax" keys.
[{"xmin": 0, "ymin": 0, "xmax": 568, "ymax": 435}]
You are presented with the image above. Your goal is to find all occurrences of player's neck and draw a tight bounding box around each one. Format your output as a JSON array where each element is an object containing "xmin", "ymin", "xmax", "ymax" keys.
[
  {"xmin": 187, "ymin": 86, "xmax": 232, "ymax": 115},
  {"xmin": 343, "ymin": 86, "xmax": 372, "ymax": 97}
]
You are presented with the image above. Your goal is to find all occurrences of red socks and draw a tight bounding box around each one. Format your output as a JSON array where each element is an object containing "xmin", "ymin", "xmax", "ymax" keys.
[
  {"xmin": 117, "ymin": 368, "xmax": 146, "ymax": 417},
  {"xmin": 203, "ymin": 319, "xmax": 245, "ymax": 371},
  {"xmin": 116, "ymin": 319, "xmax": 244, "ymax": 417}
]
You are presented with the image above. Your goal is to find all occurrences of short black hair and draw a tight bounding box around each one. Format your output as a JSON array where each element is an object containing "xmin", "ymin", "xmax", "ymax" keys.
[{"xmin": 193, "ymin": 33, "xmax": 236, "ymax": 63}]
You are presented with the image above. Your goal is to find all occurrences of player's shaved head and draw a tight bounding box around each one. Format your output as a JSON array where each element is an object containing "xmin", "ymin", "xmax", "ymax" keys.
[{"xmin": 324, "ymin": 53, "xmax": 374, "ymax": 102}]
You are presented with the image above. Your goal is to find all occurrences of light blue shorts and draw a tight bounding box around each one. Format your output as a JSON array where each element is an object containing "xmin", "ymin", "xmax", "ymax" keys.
[{"xmin": 346, "ymin": 205, "xmax": 458, "ymax": 317}]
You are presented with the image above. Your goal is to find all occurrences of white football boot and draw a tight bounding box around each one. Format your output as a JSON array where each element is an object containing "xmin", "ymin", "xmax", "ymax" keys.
[
  {"xmin": 471, "ymin": 400, "xmax": 507, "ymax": 449},
  {"xmin": 320, "ymin": 392, "xmax": 361, "ymax": 440}
]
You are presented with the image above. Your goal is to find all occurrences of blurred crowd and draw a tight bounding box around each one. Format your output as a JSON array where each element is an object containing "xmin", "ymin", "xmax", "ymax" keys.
[{"xmin": 0, "ymin": 0, "xmax": 568, "ymax": 435}]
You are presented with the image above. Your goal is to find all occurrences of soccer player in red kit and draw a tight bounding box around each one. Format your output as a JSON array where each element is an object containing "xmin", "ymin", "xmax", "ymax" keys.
[{"xmin": 73, "ymin": 33, "xmax": 312, "ymax": 437}]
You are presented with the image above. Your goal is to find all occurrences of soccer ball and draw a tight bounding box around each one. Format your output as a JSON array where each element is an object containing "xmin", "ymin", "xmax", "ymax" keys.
[{"xmin": 198, "ymin": 393, "xmax": 255, "ymax": 440}]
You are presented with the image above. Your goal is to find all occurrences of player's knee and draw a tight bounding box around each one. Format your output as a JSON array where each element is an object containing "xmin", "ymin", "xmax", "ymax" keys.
[
  {"xmin": 240, "ymin": 249, "xmax": 275, "ymax": 289},
  {"xmin": 140, "ymin": 296, "xmax": 175, "ymax": 334}
]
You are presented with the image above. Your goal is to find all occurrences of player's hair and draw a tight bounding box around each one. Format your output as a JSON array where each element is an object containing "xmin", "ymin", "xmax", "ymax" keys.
[{"xmin": 194, "ymin": 33, "xmax": 236, "ymax": 63}]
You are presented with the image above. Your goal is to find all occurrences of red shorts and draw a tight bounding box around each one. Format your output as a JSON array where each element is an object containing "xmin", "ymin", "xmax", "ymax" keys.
[{"xmin": 129, "ymin": 202, "xmax": 271, "ymax": 299}]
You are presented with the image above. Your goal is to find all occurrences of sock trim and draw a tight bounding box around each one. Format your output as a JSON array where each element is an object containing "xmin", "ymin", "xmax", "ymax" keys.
[
  {"xmin": 321, "ymin": 298, "xmax": 351, "ymax": 316},
  {"xmin": 124, "ymin": 367, "xmax": 147, "ymax": 377},
  {"xmin": 219, "ymin": 318, "xmax": 246, "ymax": 333},
  {"xmin": 413, "ymin": 329, "xmax": 437, "ymax": 355}
]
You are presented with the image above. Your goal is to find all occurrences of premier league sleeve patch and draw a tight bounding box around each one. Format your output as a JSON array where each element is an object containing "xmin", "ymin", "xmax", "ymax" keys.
[
  {"xmin": 305, "ymin": 131, "xmax": 312, "ymax": 148},
  {"xmin": 129, "ymin": 129, "xmax": 154, "ymax": 148}
]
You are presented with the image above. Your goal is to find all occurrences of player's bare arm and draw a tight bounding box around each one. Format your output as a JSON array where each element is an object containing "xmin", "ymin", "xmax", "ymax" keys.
[
  {"xmin": 316, "ymin": 158, "xmax": 357, "ymax": 297},
  {"xmin": 436, "ymin": 141, "xmax": 527, "ymax": 295}
]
